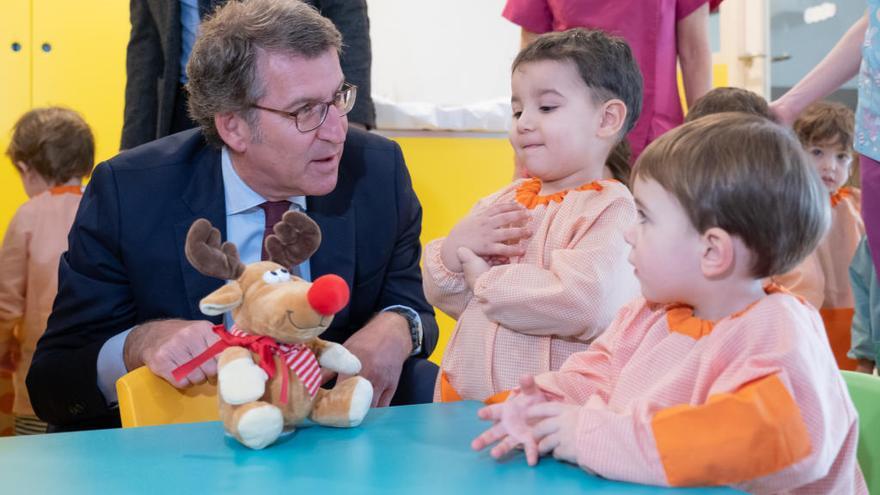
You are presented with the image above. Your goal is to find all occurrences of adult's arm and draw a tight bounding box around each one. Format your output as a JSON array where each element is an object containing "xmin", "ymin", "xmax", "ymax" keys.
[
  {"xmin": 677, "ymin": 3, "xmax": 712, "ymax": 108},
  {"xmin": 121, "ymin": 0, "xmax": 162, "ymax": 149},
  {"xmin": 771, "ymin": 13, "xmax": 867, "ymax": 125}
]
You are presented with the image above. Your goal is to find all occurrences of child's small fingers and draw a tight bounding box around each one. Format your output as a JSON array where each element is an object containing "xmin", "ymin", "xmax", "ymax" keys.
[
  {"xmin": 484, "ymin": 243, "xmax": 525, "ymax": 258},
  {"xmin": 472, "ymin": 424, "xmax": 506, "ymax": 450},
  {"xmin": 490, "ymin": 210, "xmax": 530, "ymax": 228},
  {"xmin": 490, "ymin": 435, "xmax": 519, "ymax": 459},
  {"xmin": 538, "ymin": 434, "xmax": 559, "ymax": 457},
  {"xmin": 525, "ymin": 402, "xmax": 562, "ymax": 420},
  {"xmin": 524, "ymin": 440, "xmax": 540, "ymax": 466},
  {"xmin": 477, "ymin": 403, "xmax": 503, "ymax": 420},
  {"xmin": 529, "ymin": 416, "xmax": 560, "ymax": 439},
  {"xmin": 491, "ymin": 227, "xmax": 531, "ymax": 242}
]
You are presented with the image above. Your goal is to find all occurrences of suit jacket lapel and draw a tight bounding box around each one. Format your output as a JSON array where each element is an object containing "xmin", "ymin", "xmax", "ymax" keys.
[
  {"xmin": 308, "ymin": 187, "xmax": 356, "ymax": 325},
  {"xmin": 175, "ymin": 143, "xmax": 226, "ymax": 322}
]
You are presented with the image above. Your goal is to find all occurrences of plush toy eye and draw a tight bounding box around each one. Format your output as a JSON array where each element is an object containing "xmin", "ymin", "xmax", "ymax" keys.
[{"xmin": 262, "ymin": 269, "xmax": 291, "ymax": 284}]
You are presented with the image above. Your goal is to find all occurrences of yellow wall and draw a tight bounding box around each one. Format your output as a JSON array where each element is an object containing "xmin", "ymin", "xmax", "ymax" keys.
[
  {"xmin": 0, "ymin": 0, "xmax": 128, "ymax": 240},
  {"xmin": 395, "ymin": 135, "xmax": 514, "ymax": 363}
]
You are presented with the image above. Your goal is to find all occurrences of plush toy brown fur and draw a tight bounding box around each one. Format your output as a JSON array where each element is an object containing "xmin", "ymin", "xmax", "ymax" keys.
[{"xmin": 180, "ymin": 211, "xmax": 372, "ymax": 449}]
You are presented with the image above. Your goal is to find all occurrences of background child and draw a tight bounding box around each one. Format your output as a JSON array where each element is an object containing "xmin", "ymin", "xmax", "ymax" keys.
[
  {"xmin": 422, "ymin": 29, "xmax": 642, "ymax": 403},
  {"xmin": 849, "ymin": 236, "xmax": 880, "ymax": 374},
  {"xmin": 684, "ymin": 86, "xmax": 772, "ymax": 122},
  {"xmin": 0, "ymin": 107, "xmax": 94, "ymax": 435},
  {"xmin": 774, "ymin": 101, "xmax": 863, "ymax": 370},
  {"xmin": 473, "ymin": 113, "xmax": 866, "ymax": 493}
]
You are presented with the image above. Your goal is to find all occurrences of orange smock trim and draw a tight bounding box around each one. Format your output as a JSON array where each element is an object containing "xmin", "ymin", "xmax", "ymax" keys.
[
  {"xmin": 651, "ymin": 374, "xmax": 811, "ymax": 487},
  {"xmin": 514, "ymin": 178, "xmax": 604, "ymax": 209},
  {"xmin": 49, "ymin": 185, "xmax": 83, "ymax": 196},
  {"xmin": 820, "ymin": 307, "xmax": 857, "ymax": 371},
  {"xmin": 439, "ymin": 371, "xmax": 511, "ymax": 404},
  {"xmin": 439, "ymin": 371, "xmax": 463, "ymax": 402},
  {"xmin": 665, "ymin": 284, "xmax": 786, "ymax": 340}
]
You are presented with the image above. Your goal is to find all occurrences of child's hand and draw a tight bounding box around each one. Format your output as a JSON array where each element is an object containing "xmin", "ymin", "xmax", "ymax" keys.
[
  {"xmin": 457, "ymin": 247, "xmax": 491, "ymax": 289},
  {"xmin": 526, "ymin": 401, "xmax": 581, "ymax": 465},
  {"xmin": 0, "ymin": 339, "xmax": 20, "ymax": 374},
  {"xmin": 440, "ymin": 203, "xmax": 531, "ymax": 273},
  {"xmin": 471, "ymin": 375, "xmax": 549, "ymax": 466}
]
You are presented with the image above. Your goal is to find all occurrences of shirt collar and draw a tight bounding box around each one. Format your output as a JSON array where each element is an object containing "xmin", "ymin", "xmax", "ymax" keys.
[{"xmin": 221, "ymin": 146, "xmax": 307, "ymax": 214}]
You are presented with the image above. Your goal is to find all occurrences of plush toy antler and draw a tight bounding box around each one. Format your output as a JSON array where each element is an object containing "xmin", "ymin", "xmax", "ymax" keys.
[
  {"xmin": 265, "ymin": 210, "xmax": 322, "ymax": 270},
  {"xmin": 185, "ymin": 218, "xmax": 246, "ymax": 280}
]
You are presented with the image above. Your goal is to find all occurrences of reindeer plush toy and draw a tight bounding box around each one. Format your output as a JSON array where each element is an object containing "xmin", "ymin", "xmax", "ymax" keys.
[{"xmin": 172, "ymin": 211, "xmax": 373, "ymax": 449}]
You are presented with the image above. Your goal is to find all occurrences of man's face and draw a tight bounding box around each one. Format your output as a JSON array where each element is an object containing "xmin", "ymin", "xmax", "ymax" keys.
[{"xmin": 232, "ymin": 49, "xmax": 348, "ymax": 200}]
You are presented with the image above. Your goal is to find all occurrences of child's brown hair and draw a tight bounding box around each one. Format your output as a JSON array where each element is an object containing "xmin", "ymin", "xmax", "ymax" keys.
[
  {"xmin": 794, "ymin": 101, "xmax": 858, "ymax": 187},
  {"xmin": 6, "ymin": 107, "xmax": 94, "ymax": 184},
  {"xmin": 634, "ymin": 112, "xmax": 829, "ymax": 278},
  {"xmin": 684, "ymin": 87, "xmax": 772, "ymax": 122},
  {"xmin": 514, "ymin": 28, "xmax": 643, "ymax": 185}
]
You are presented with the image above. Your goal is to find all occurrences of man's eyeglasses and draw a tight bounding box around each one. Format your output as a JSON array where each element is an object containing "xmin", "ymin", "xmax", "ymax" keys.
[{"xmin": 251, "ymin": 83, "xmax": 357, "ymax": 133}]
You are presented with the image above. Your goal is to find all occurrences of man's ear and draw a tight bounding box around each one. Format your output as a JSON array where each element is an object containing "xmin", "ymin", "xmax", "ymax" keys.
[
  {"xmin": 14, "ymin": 161, "xmax": 30, "ymax": 174},
  {"xmin": 199, "ymin": 282, "xmax": 243, "ymax": 315},
  {"xmin": 214, "ymin": 112, "xmax": 251, "ymax": 153},
  {"xmin": 597, "ymin": 98, "xmax": 627, "ymax": 139},
  {"xmin": 700, "ymin": 227, "xmax": 735, "ymax": 279}
]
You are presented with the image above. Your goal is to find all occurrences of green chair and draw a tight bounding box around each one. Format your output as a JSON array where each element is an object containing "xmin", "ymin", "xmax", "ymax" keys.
[{"xmin": 841, "ymin": 370, "xmax": 880, "ymax": 493}]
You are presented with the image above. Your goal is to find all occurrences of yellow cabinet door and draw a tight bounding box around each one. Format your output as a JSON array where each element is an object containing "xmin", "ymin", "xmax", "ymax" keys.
[
  {"xmin": 31, "ymin": 0, "xmax": 129, "ymax": 164},
  {"xmin": 0, "ymin": 0, "xmax": 33, "ymax": 233}
]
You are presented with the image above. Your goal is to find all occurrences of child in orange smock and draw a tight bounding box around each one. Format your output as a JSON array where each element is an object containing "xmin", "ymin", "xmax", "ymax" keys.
[
  {"xmin": 423, "ymin": 29, "xmax": 642, "ymax": 403},
  {"xmin": 473, "ymin": 114, "xmax": 866, "ymax": 493},
  {"xmin": 0, "ymin": 108, "xmax": 94, "ymax": 435},
  {"xmin": 774, "ymin": 101, "xmax": 863, "ymax": 370}
]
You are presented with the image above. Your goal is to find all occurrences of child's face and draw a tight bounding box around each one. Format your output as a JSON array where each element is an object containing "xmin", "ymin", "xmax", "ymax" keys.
[
  {"xmin": 14, "ymin": 162, "xmax": 51, "ymax": 198},
  {"xmin": 624, "ymin": 177, "xmax": 703, "ymax": 304},
  {"xmin": 509, "ymin": 59, "xmax": 604, "ymax": 183},
  {"xmin": 804, "ymin": 141, "xmax": 852, "ymax": 192}
]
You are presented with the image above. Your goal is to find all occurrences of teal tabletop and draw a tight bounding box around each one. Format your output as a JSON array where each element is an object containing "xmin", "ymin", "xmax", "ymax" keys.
[{"xmin": 0, "ymin": 401, "xmax": 742, "ymax": 494}]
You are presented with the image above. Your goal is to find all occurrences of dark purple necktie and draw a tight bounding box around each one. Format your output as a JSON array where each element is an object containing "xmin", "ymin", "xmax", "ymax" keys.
[{"xmin": 259, "ymin": 200, "xmax": 291, "ymax": 261}]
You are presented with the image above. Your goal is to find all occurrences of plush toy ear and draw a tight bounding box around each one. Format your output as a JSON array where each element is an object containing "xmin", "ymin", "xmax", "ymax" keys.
[
  {"xmin": 265, "ymin": 210, "xmax": 322, "ymax": 270},
  {"xmin": 199, "ymin": 282, "xmax": 244, "ymax": 315},
  {"xmin": 186, "ymin": 218, "xmax": 246, "ymax": 280}
]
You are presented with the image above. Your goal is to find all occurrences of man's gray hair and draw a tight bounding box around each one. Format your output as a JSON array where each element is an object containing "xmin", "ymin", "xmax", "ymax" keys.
[{"xmin": 186, "ymin": 0, "xmax": 342, "ymax": 146}]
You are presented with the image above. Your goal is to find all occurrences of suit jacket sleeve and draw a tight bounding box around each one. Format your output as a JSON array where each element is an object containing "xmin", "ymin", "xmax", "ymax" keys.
[
  {"xmin": 26, "ymin": 163, "xmax": 138, "ymax": 427},
  {"xmin": 379, "ymin": 142, "xmax": 438, "ymax": 357},
  {"xmin": 121, "ymin": 0, "xmax": 162, "ymax": 149}
]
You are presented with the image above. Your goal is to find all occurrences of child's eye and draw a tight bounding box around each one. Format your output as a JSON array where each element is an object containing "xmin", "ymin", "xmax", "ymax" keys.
[
  {"xmin": 636, "ymin": 210, "xmax": 647, "ymax": 223},
  {"xmin": 810, "ymin": 148, "xmax": 823, "ymax": 157},
  {"xmin": 837, "ymin": 153, "xmax": 851, "ymax": 162},
  {"xmin": 539, "ymin": 106, "xmax": 557, "ymax": 113},
  {"xmin": 512, "ymin": 110, "xmax": 522, "ymax": 119}
]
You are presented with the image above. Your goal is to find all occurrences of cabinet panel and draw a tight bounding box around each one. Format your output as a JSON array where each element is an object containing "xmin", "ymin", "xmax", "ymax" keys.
[
  {"xmin": 31, "ymin": 0, "xmax": 129, "ymax": 164},
  {"xmin": 0, "ymin": 0, "xmax": 33, "ymax": 234}
]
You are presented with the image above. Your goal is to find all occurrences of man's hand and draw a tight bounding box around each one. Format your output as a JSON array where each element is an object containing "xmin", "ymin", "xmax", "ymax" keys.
[
  {"xmin": 335, "ymin": 311, "xmax": 412, "ymax": 408},
  {"xmin": 472, "ymin": 375, "xmax": 549, "ymax": 465},
  {"xmin": 457, "ymin": 247, "xmax": 491, "ymax": 290},
  {"xmin": 526, "ymin": 401, "xmax": 581, "ymax": 465},
  {"xmin": 123, "ymin": 319, "xmax": 219, "ymax": 388},
  {"xmin": 440, "ymin": 202, "xmax": 531, "ymax": 273}
]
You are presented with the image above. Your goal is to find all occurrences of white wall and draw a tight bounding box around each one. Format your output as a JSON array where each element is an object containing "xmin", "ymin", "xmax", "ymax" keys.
[{"xmin": 368, "ymin": 0, "xmax": 520, "ymax": 130}]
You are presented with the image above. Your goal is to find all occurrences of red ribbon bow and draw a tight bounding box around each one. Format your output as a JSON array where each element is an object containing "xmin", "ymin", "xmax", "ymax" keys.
[{"xmin": 171, "ymin": 324, "xmax": 293, "ymax": 405}]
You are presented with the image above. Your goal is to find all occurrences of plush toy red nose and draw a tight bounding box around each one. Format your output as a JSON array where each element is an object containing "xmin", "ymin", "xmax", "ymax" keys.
[{"xmin": 307, "ymin": 274, "xmax": 350, "ymax": 316}]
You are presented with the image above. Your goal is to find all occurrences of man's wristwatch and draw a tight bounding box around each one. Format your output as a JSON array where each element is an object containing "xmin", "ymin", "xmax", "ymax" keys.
[{"xmin": 383, "ymin": 306, "xmax": 423, "ymax": 356}]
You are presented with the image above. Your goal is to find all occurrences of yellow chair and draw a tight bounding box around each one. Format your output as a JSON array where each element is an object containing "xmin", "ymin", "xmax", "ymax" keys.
[
  {"xmin": 841, "ymin": 370, "xmax": 880, "ymax": 493},
  {"xmin": 116, "ymin": 366, "xmax": 219, "ymax": 428}
]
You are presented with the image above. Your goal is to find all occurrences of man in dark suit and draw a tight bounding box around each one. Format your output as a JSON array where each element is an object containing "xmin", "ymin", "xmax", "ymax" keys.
[
  {"xmin": 28, "ymin": 0, "xmax": 436, "ymax": 431},
  {"xmin": 121, "ymin": 0, "xmax": 375, "ymax": 150}
]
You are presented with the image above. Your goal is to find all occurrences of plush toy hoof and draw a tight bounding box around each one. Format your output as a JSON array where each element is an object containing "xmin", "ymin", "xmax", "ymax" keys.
[
  {"xmin": 347, "ymin": 377, "xmax": 373, "ymax": 427},
  {"xmin": 237, "ymin": 405, "xmax": 283, "ymax": 450}
]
